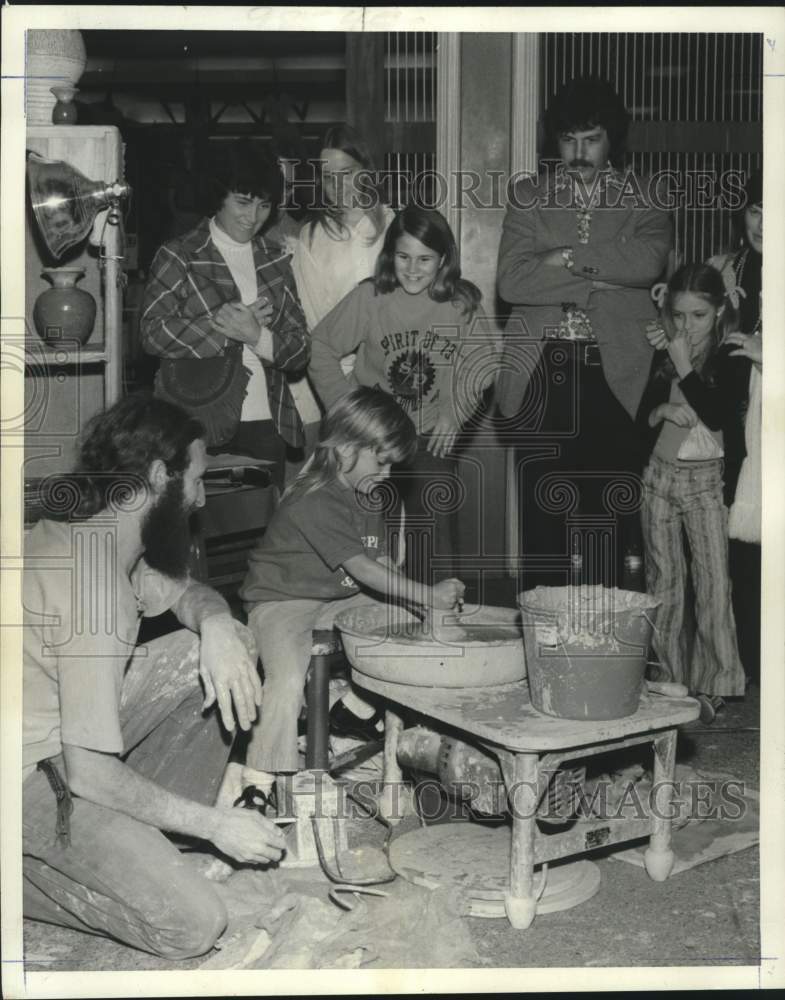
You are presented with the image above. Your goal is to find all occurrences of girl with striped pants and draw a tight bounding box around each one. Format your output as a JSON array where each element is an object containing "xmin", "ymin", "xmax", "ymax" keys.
[{"xmin": 637, "ymin": 263, "xmax": 748, "ymax": 722}]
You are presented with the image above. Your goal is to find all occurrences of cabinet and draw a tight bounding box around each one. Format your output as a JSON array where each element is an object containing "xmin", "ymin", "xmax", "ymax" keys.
[{"xmin": 25, "ymin": 126, "xmax": 125, "ymax": 493}]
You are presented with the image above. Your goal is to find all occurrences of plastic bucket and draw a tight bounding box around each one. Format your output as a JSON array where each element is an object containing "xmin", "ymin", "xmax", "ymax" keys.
[{"xmin": 518, "ymin": 586, "xmax": 660, "ymax": 721}]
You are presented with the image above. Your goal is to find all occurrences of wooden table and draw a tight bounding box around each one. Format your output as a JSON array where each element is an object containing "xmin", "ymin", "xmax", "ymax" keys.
[{"xmin": 351, "ymin": 672, "xmax": 700, "ymax": 928}]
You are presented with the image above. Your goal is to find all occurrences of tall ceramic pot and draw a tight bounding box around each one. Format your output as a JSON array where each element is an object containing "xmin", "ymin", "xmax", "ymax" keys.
[
  {"xmin": 33, "ymin": 267, "xmax": 96, "ymax": 346},
  {"xmin": 25, "ymin": 30, "xmax": 86, "ymax": 125}
]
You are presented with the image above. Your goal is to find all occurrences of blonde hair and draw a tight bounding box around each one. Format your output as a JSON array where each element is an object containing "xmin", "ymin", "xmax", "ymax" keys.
[
  {"xmin": 285, "ymin": 387, "xmax": 417, "ymax": 501},
  {"xmin": 655, "ymin": 261, "xmax": 739, "ymax": 384}
]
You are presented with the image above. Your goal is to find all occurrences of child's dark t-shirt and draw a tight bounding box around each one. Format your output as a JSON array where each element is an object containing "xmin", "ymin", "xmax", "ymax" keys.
[{"xmin": 240, "ymin": 479, "xmax": 388, "ymax": 609}]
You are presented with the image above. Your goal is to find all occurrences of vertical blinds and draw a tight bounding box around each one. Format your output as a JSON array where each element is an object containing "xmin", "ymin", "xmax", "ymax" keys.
[
  {"xmin": 384, "ymin": 31, "xmax": 437, "ymax": 207},
  {"xmin": 540, "ymin": 33, "xmax": 763, "ymax": 262}
]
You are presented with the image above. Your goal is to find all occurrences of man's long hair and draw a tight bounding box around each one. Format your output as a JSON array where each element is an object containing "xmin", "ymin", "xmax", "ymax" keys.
[
  {"xmin": 64, "ymin": 394, "xmax": 205, "ymax": 518},
  {"xmin": 543, "ymin": 76, "xmax": 630, "ymax": 165}
]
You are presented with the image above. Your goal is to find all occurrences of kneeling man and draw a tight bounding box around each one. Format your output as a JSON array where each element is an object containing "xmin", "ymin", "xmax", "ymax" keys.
[{"xmin": 22, "ymin": 394, "xmax": 285, "ymax": 959}]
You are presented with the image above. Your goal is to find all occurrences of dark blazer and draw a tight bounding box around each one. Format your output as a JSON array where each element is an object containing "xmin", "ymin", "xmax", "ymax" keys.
[
  {"xmin": 636, "ymin": 345, "xmax": 751, "ymax": 505},
  {"xmin": 496, "ymin": 169, "xmax": 673, "ymax": 421}
]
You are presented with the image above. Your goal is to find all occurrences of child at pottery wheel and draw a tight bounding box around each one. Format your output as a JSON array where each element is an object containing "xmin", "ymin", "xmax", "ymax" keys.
[{"xmin": 237, "ymin": 387, "xmax": 466, "ymax": 802}]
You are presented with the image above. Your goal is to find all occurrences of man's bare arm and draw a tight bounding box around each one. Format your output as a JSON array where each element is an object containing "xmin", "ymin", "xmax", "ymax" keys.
[
  {"xmin": 171, "ymin": 582, "xmax": 263, "ymax": 732},
  {"xmin": 63, "ymin": 744, "xmax": 285, "ymax": 865},
  {"xmin": 171, "ymin": 580, "xmax": 231, "ymax": 631}
]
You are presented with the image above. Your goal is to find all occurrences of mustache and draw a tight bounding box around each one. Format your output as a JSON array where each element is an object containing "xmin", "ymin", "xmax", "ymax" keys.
[{"xmin": 568, "ymin": 159, "xmax": 594, "ymax": 169}]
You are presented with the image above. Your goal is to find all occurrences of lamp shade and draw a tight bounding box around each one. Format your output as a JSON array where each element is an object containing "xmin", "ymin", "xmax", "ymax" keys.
[{"xmin": 26, "ymin": 151, "xmax": 130, "ymax": 259}]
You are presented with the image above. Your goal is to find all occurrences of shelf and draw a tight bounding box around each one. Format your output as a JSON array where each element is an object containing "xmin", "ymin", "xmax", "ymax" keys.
[
  {"xmin": 25, "ymin": 127, "xmax": 125, "ymax": 481},
  {"xmin": 25, "ymin": 341, "xmax": 109, "ymax": 364}
]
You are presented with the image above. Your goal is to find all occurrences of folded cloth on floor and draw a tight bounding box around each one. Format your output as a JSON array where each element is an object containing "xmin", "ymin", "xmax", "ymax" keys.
[{"xmin": 610, "ymin": 767, "xmax": 758, "ymax": 873}]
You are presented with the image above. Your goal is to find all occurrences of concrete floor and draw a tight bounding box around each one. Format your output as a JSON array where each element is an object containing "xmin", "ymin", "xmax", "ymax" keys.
[{"xmin": 21, "ymin": 687, "xmax": 762, "ymax": 978}]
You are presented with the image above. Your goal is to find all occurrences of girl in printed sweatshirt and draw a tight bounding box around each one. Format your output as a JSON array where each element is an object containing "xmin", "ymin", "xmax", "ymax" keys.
[{"xmin": 309, "ymin": 204, "xmax": 493, "ymax": 582}]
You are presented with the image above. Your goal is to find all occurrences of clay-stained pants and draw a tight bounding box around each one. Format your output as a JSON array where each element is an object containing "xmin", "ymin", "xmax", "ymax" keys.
[
  {"xmin": 246, "ymin": 593, "xmax": 382, "ymax": 774},
  {"xmin": 23, "ymin": 630, "xmax": 233, "ymax": 958}
]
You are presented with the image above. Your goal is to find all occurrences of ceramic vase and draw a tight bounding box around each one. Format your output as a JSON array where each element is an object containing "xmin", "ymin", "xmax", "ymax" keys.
[
  {"xmin": 50, "ymin": 85, "xmax": 79, "ymax": 124},
  {"xmin": 33, "ymin": 267, "xmax": 96, "ymax": 346},
  {"xmin": 25, "ymin": 30, "xmax": 86, "ymax": 125}
]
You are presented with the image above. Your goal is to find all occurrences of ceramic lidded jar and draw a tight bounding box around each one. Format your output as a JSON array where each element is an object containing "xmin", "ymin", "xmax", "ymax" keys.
[{"xmin": 33, "ymin": 267, "xmax": 96, "ymax": 346}]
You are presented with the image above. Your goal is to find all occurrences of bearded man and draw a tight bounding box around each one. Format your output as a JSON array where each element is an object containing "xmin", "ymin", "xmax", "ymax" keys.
[{"xmin": 22, "ymin": 394, "xmax": 285, "ymax": 959}]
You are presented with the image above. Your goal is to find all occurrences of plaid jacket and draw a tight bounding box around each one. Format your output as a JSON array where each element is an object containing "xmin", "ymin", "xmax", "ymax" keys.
[{"xmin": 140, "ymin": 219, "xmax": 309, "ymax": 447}]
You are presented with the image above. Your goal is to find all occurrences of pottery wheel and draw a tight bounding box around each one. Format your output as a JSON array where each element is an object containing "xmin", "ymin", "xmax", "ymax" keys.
[{"xmin": 389, "ymin": 823, "xmax": 601, "ymax": 919}]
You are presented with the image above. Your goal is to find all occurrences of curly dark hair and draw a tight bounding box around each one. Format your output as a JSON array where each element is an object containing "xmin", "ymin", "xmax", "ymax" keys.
[
  {"xmin": 69, "ymin": 393, "xmax": 205, "ymax": 517},
  {"xmin": 543, "ymin": 76, "xmax": 630, "ymax": 163},
  {"xmin": 732, "ymin": 168, "xmax": 762, "ymax": 244},
  {"xmin": 203, "ymin": 139, "xmax": 283, "ymax": 226}
]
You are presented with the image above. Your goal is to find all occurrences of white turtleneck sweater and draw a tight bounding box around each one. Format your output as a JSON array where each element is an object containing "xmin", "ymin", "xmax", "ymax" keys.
[{"xmin": 209, "ymin": 218, "xmax": 271, "ymax": 422}]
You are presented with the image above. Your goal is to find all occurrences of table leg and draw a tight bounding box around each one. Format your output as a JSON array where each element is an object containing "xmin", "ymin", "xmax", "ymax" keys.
[
  {"xmin": 500, "ymin": 751, "xmax": 539, "ymax": 930},
  {"xmin": 644, "ymin": 729, "xmax": 677, "ymax": 881},
  {"xmin": 379, "ymin": 708, "xmax": 405, "ymax": 826}
]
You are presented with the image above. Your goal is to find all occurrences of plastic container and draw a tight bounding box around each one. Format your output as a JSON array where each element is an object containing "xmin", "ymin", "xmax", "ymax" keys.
[{"xmin": 518, "ymin": 586, "xmax": 660, "ymax": 720}]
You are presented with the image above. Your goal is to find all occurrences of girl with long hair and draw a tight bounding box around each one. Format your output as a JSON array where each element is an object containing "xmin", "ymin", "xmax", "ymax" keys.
[
  {"xmin": 238, "ymin": 387, "xmax": 465, "ymax": 792},
  {"xmin": 286, "ymin": 125, "xmax": 395, "ymax": 470},
  {"xmin": 638, "ymin": 262, "xmax": 748, "ymax": 720},
  {"xmin": 309, "ymin": 204, "xmax": 491, "ymax": 582},
  {"xmin": 302, "ymin": 124, "xmax": 390, "ymax": 249}
]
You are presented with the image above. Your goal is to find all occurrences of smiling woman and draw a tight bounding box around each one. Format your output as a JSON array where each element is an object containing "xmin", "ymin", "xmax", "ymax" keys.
[
  {"xmin": 139, "ymin": 140, "xmax": 310, "ymax": 484},
  {"xmin": 214, "ymin": 192, "xmax": 272, "ymax": 244}
]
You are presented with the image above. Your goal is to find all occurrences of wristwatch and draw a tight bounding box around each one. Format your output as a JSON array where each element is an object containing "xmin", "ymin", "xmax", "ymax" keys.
[{"xmin": 561, "ymin": 247, "xmax": 575, "ymax": 270}]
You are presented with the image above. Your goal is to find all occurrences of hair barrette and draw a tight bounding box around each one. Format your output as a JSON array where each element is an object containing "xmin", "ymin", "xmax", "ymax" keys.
[
  {"xmin": 650, "ymin": 282, "xmax": 668, "ymax": 309},
  {"xmin": 724, "ymin": 284, "xmax": 747, "ymax": 311}
]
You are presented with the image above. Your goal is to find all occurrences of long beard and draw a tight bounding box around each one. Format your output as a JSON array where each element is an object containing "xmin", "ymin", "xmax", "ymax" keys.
[{"xmin": 141, "ymin": 477, "xmax": 194, "ymax": 580}]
